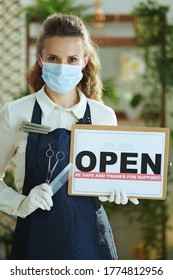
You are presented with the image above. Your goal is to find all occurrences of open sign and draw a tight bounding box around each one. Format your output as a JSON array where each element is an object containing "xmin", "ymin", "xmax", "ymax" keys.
[{"xmin": 68, "ymin": 125, "xmax": 169, "ymax": 199}]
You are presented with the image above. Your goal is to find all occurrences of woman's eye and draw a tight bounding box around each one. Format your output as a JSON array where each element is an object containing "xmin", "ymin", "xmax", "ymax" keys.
[
  {"xmin": 69, "ymin": 57, "xmax": 78, "ymax": 63},
  {"xmin": 48, "ymin": 56, "xmax": 59, "ymax": 63}
]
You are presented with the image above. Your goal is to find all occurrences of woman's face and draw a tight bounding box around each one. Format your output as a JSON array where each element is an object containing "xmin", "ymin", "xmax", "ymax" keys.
[{"xmin": 39, "ymin": 36, "xmax": 88, "ymax": 67}]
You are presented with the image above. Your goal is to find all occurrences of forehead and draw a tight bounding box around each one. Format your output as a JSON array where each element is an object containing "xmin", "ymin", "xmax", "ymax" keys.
[{"xmin": 42, "ymin": 36, "xmax": 85, "ymax": 56}]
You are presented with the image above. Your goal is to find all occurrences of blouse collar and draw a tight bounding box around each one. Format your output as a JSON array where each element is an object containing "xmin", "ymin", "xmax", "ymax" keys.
[{"xmin": 36, "ymin": 86, "xmax": 87, "ymax": 120}]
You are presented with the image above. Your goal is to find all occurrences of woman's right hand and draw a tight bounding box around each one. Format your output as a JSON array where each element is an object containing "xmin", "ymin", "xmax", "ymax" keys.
[{"xmin": 17, "ymin": 183, "xmax": 53, "ymax": 218}]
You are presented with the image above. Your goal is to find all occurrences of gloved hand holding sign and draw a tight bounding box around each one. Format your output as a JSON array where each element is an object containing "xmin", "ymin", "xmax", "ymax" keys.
[
  {"xmin": 17, "ymin": 183, "xmax": 53, "ymax": 218},
  {"xmin": 99, "ymin": 190, "xmax": 139, "ymax": 205}
]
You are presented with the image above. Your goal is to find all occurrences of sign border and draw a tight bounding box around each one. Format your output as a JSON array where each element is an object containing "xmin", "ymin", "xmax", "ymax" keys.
[{"xmin": 68, "ymin": 125, "xmax": 170, "ymax": 200}]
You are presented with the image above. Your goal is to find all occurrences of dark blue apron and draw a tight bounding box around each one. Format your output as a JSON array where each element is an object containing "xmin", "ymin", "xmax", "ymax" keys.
[{"xmin": 11, "ymin": 99, "xmax": 117, "ymax": 260}]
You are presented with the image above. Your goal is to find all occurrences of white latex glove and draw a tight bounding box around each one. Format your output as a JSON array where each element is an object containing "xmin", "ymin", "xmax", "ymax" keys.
[
  {"xmin": 17, "ymin": 183, "xmax": 53, "ymax": 218},
  {"xmin": 99, "ymin": 190, "xmax": 139, "ymax": 205}
]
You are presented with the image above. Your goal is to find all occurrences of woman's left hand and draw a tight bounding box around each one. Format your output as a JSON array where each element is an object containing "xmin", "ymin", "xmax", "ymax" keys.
[{"xmin": 99, "ymin": 190, "xmax": 139, "ymax": 205}]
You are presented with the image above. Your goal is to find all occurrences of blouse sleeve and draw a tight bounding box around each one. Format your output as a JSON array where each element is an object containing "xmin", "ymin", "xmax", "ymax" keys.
[{"xmin": 0, "ymin": 104, "xmax": 25, "ymax": 216}]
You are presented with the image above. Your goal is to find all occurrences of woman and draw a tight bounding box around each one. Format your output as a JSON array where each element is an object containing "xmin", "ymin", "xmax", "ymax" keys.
[{"xmin": 0, "ymin": 14, "xmax": 138, "ymax": 260}]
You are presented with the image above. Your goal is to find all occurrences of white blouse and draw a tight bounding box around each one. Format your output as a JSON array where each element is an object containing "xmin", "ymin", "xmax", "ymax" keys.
[{"xmin": 0, "ymin": 87, "xmax": 117, "ymax": 216}]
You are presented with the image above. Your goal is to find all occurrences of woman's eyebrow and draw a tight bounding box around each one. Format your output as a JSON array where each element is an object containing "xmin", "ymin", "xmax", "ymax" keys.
[
  {"xmin": 68, "ymin": 55, "xmax": 79, "ymax": 58},
  {"xmin": 47, "ymin": 54, "xmax": 59, "ymax": 57},
  {"xmin": 47, "ymin": 54, "xmax": 79, "ymax": 57}
]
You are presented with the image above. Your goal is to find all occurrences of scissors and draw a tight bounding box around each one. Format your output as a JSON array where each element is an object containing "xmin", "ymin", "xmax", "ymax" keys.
[{"xmin": 45, "ymin": 144, "xmax": 65, "ymax": 184}]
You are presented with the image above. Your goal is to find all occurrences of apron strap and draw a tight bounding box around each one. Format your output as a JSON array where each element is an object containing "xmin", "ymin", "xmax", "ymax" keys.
[
  {"xmin": 31, "ymin": 100, "xmax": 42, "ymax": 124},
  {"xmin": 26, "ymin": 100, "xmax": 41, "ymax": 170},
  {"xmin": 76, "ymin": 103, "xmax": 92, "ymax": 124},
  {"xmin": 84, "ymin": 103, "xmax": 92, "ymax": 121}
]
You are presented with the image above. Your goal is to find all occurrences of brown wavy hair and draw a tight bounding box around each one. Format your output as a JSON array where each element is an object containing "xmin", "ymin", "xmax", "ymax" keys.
[{"xmin": 26, "ymin": 13, "xmax": 103, "ymax": 102}]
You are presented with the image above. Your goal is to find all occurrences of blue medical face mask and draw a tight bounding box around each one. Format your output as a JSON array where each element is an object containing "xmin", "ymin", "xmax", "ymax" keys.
[{"xmin": 41, "ymin": 60, "xmax": 83, "ymax": 94}]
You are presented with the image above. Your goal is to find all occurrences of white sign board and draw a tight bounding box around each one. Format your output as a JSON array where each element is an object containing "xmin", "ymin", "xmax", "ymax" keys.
[{"xmin": 68, "ymin": 125, "xmax": 169, "ymax": 199}]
